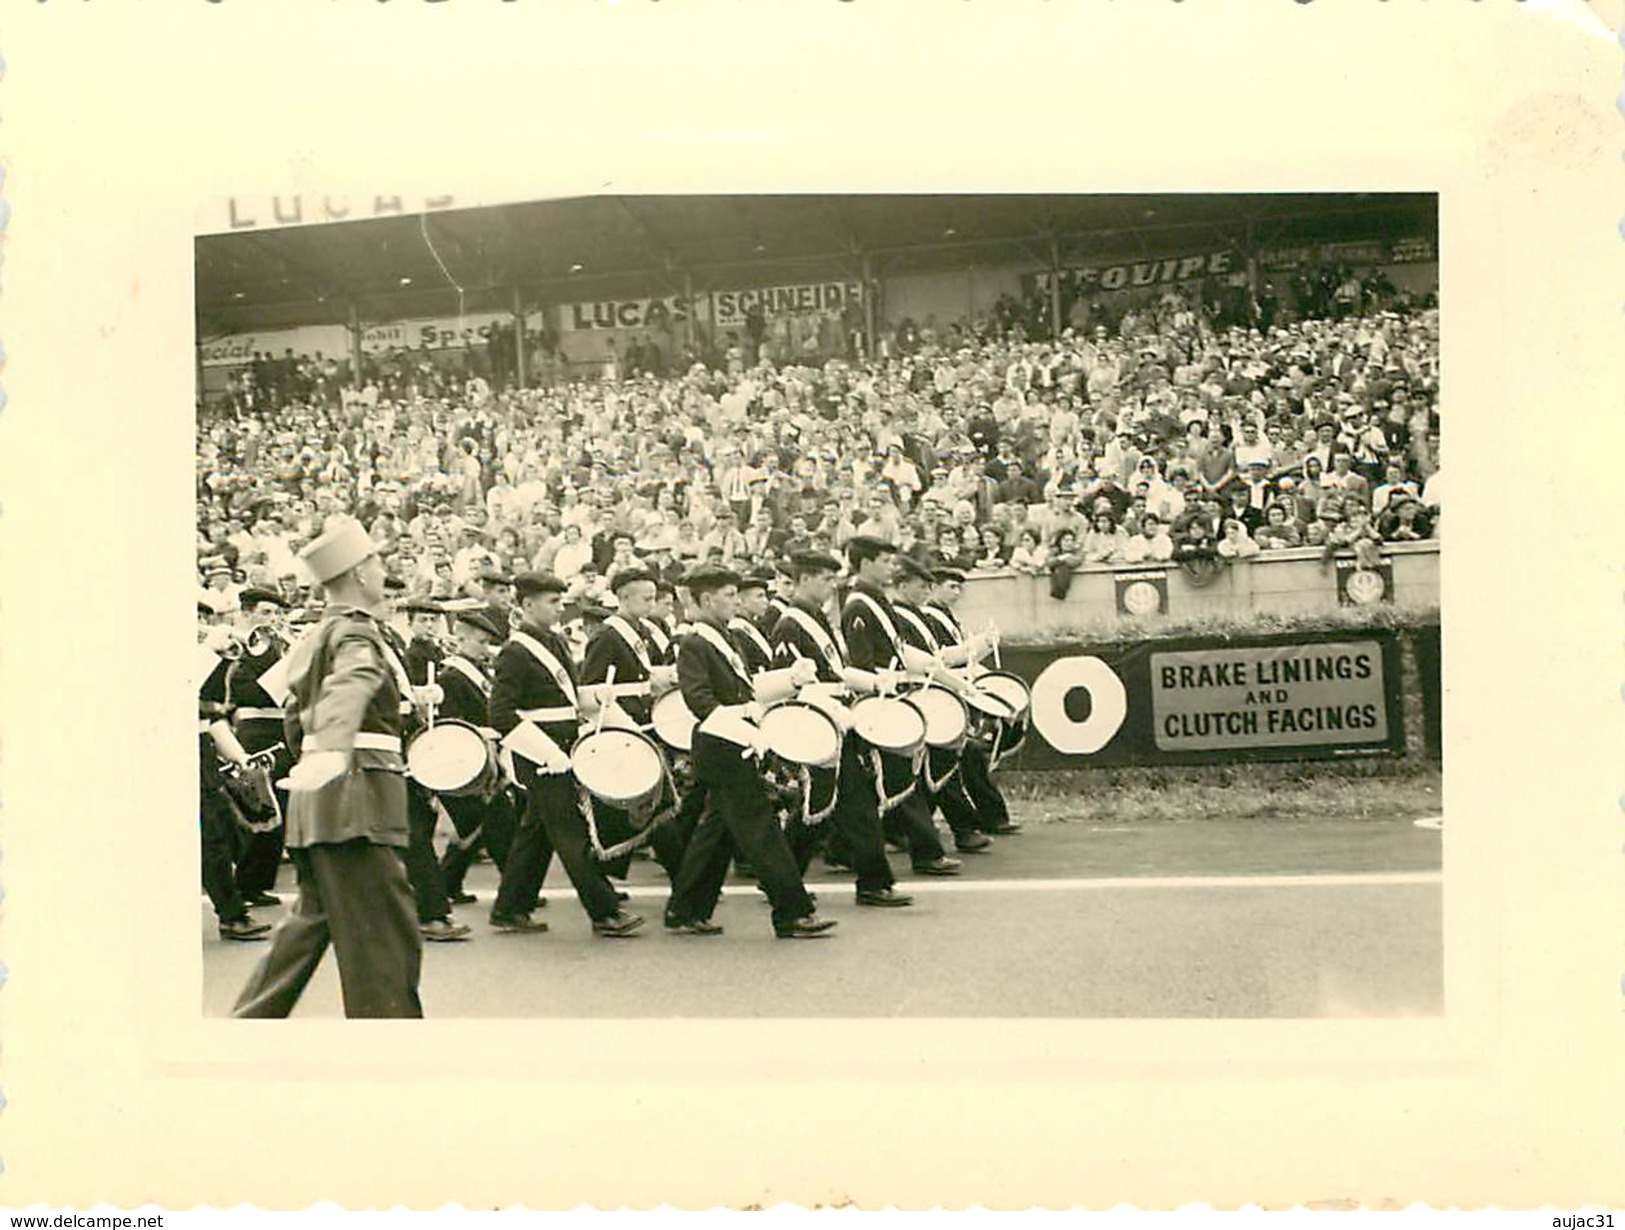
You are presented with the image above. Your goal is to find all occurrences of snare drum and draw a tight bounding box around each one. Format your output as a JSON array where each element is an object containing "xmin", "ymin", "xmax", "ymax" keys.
[
  {"xmin": 850, "ymin": 695, "xmax": 928, "ymax": 756},
  {"xmin": 571, "ymin": 728, "xmax": 667, "ymax": 813},
  {"xmin": 650, "ymin": 689, "xmax": 698, "ymax": 753},
  {"xmin": 904, "ymin": 685, "xmax": 970, "ymax": 751},
  {"xmin": 407, "ymin": 720, "xmax": 500, "ymax": 797},
  {"xmin": 759, "ymin": 701, "xmax": 843, "ymax": 768},
  {"xmin": 973, "ymin": 671, "xmax": 1031, "ymax": 723},
  {"xmin": 962, "ymin": 686, "xmax": 1016, "ymax": 747}
]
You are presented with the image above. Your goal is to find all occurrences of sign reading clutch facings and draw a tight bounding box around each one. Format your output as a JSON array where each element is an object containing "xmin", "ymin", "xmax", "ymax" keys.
[{"xmin": 999, "ymin": 631, "xmax": 1406, "ymax": 767}]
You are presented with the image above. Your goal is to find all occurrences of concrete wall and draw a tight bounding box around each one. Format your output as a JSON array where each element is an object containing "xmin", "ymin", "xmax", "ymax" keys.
[{"xmin": 956, "ymin": 541, "xmax": 1439, "ymax": 642}]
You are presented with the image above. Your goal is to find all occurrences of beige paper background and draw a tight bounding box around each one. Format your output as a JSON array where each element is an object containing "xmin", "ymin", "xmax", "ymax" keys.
[{"xmin": 1, "ymin": 0, "xmax": 1622, "ymax": 1209}]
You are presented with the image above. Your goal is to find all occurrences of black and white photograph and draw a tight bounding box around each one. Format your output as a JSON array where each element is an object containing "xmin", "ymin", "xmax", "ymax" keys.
[
  {"xmin": 4, "ymin": 0, "xmax": 1621, "ymax": 1212},
  {"xmin": 192, "ymin": 193, "xmax": 1444, "ymax": 1019}
]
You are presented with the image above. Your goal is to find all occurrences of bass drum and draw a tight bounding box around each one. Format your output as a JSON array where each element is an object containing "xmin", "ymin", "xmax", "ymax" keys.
[
  {"xmin": 407, "ymin": 720, "xmax": 499, "ymax": 797},
  {"xmin": 650, "ymin": 689, "xmax": 698, "ymax": 754}
]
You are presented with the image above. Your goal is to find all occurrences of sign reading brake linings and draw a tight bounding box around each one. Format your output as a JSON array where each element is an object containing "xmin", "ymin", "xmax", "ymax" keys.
[{"xmin": 1149, "ymin": 641, "xmax": 1388, "ymax": 752}]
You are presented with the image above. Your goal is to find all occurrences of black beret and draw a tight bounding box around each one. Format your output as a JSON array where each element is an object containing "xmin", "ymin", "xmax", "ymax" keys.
[
  {"xmin": 453, "ymin": 608, "xmax": 504, "ymax": 639},
  {"xmin": 788, "ymin": 550, "xmax": 842, "ymax": 577},
  {"xmin": 383, "ymin": 575, "xmax": 408, "ymax": 593},
  {"xmin": 238, "ymin": 586, "xmax": 287, "ymax": 610},
  {"xmin": 514, "ymin": 571, "xmax": 568, "ymax": 598},
  {"xmin": 609, "ymin": 567, "xmax": 658, "ymax": 593},
  {"xmin": 402, "ymin": 600, "xmax": 444, "ymax": 616},
  {"xmin": 737, "ymin": 572, "xmax": 771, "ymax": 594},
  {"xmin": 932, "ymin": 566, "xmax": 968, "ymax": 585},
  {"xmin": 894, "ymin": 555, "xmax": 934, "ymax": 584},
  {"xmin": 682, "ymin": 564, "xmax": 742, "ymax": 596}
]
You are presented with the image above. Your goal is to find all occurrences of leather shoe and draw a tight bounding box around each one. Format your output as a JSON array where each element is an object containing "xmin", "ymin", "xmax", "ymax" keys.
[
  {"xmin": 219, "ymin": 917, "xmax": 272, "ymax": 941},
  {"xmin": 855, "ymin": 887, "xmax": 914, "ymax": 908},
  {"xmin": 448, "ymin": 891, "xmax": 477, "ymax": 906},
  {"xmin": 615, "ymin": 890, "xmax": 631, "ymax": 903},
  {"xmin": 912, "ymin": 856, "xmax": 962, "ymax": 876},
  {"xmin": 420, "ymin": 918, "xmax": 472, "ymax": 942},
  {"xmin": 775, "ymin": 914, "xmax": 838, "ymax": 939},
  {"xmin": 665, "ymin": 917, "xmax": 724, "ymax": 936},
  {"xmin": 983, "ymin": 822, "xmax": 1023, "ymax": 836},
  {"xmin": 490, "ymin": 912, "xmax": 549, "ymax": 933},
  {"xmin": 955, "ymin": 833, "xmax": 993, "ymax": 853},
  {"xmin": 242, "ymin": 892, "xmax": 282, "ymax": 909},
  {"xmin": 592, "ymin": 910, "xmax": 646, "ymax": 937}
]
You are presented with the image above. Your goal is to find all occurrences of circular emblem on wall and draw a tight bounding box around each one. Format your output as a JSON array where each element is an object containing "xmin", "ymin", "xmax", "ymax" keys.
[
  {"xmin": 1121, "ymin": 579, "xmax": 1163, "ymax": 616},
  {"xmin": 1345, "ymin": 567, "xmax": 1387, "ymax": 605}
]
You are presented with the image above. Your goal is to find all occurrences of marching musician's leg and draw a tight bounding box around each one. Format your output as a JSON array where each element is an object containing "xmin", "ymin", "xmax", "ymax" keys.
[
  {"xmin": 482, "ymin": 788, "xmax": 517, "ymax": 870},
  {"xmin": 666, "ymin": 801, "xmax": 732, "ymax": 928},
  {"xmin": 532, "ymin": 773, "xmax": 630, "ymax": 928},
  {"xmin": 895, "ymin": 789, "xmax": 959, "ymax": 876},
  {"xmin": 201, "ymin": 787, "xmax": 256, "ymax": 933},
  {"xmin": 490, "ymin": 779, "xmax": 552, "ymax": 928},
  {"xmin": 834, "ymin": 739, "xmax": 909, "ymax": 903},
  {"xmin": 710, "ymin": 763, "xmax": 818, "ymax": 936},
  {"xmin": 231, "ymin": 849, "xmax": 331, "ymax": 1018},
  {"xmin": 315, "ymin": 841, "xmax": 423, "ymax": 1019},
  {"xmin": 652, "ymin": 778, "xmax": 707, "ymax": 881},
  {"xmin": 403, "ymin": 781, "xmax": 454, "ymax": 927},
  {"xmin": 925, "ymin": 753, "xmax": 991, "ymax": 853},
  {"xmin": 962, "ymin": 746, "xmax": 1021, "ymax": 835},
  {"xmin": 438, "ymin": 793, "xmax": 487, "ymax": 902}
]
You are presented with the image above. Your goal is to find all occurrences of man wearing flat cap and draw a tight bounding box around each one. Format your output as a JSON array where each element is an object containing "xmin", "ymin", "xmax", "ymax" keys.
[{"xmin": 233, "ymin": 517, "xmax": 424, "ymax": 1018}]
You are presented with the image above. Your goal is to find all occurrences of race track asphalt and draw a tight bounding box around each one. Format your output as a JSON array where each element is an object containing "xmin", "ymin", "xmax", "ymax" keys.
[{"xmin": 201, "ymin": 811, "xmax": 1443, "ymax": 1019}]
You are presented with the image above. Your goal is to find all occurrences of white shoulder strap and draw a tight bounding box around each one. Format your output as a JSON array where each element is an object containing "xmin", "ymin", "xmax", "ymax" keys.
[
  {"xmin": 442, "ymin": 655, "xmax": 490, "ymax": 696},
  {"xmin": 728, "ymin": 616, "xmax": 773, "ymax": 661},
  {"xmin": 605, "ymin": 615, "xmax": 653, "ymax": 671},
  {"xmin": 510, "ymin": 630, "xmax": 578, "ymax": 706},
  {"xmin": 848, "ymin": 590, "xmax": 900, "ymax": 657},
  {"xmin": 780, "ymin": 606, "xmax": 843, "ymax": 673},
  {"xmin": 692, "ymin": 621, "xmax": 753, "ymax": 688},
  {"xmin": 893, "ymin": 604, "xmax": 940, "ymax": 653}
]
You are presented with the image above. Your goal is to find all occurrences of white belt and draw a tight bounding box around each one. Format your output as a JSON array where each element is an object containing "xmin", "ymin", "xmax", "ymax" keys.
[
  {"xmin": 302, "ymin": 732, "xmax": 402, "ymax": 754},
  {"xmin": 197, "ymin": 720, "xmax": 213, "ymax": 734},
  {"xmin": 235, "ymin": 707, "xmax": 285, "ymax": 721},
  {"xmin": 399, "ymin": 701, "xmax": 417, "ymax": 715},
  {"xmin": 518, "ymin": 706, "xmax": 577, "ymax": 723}
]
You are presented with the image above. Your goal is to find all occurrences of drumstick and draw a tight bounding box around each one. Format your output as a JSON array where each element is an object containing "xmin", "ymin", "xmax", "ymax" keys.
[
  {"xmin": 594, "ymin": 664, "xmax": 617, "ymax": 737},
  {"xmin": 988, "ymin": 620, "xmax": 1001, "ymax": 671},
  {"xmin": 426, "ymin": 661, "xmax": 438, "ymax": 728}
]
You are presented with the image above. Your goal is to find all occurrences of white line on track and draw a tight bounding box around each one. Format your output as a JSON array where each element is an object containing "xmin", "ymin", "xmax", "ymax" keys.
[{"xmin": 613, "ymin": 871, "xmax": 1443, "ymax": 899}]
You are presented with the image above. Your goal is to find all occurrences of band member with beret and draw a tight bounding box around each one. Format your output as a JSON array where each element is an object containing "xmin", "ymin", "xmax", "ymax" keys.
[
  {"xmin": 400, "ymin": 599, "xmax": 470, "ymax": 941},
  {"xmin": 233, "ymin": 517, "xmax": 424, "ymax": 1018},
  {"xmin": 489, "ymin": 572, "xmax": 644, "ymax": 937},
  {"xmin": 664, "ymin": 565, "xmax": 835, "ymax": 939}
]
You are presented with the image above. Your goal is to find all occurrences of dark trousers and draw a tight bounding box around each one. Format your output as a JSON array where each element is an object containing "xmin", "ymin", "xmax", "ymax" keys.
[
  {"xmin": 798, "ymin": 738, "xmax": 895, "ymax": 894},
  {"xmin": 960, "ymin": 747, "xmax": 1012, "ymax": 833},
  {"xmin": 494, "ymin": 772, "xmax": 621, "ymax": 922},
  {"xmin": 234, "ymin": 811, "xmax": 286, "ymax": 898},
  {"xmin": 651, "ymin": 780, "xmax": 708, "ymax": 880},
  {"xmin": 232, "ymin": 840, "xmax": 423, "ymax": 1019},
  {"xmin": 439, "ymin": 789, "xmax": 516, "ymax": 897},
  {"xmin": 201, "ymin": 786, "xmax": 249, "ymax": 924},
  {"xmin": 404, "ymin": 782, "xmax": 452, "ymax": 924},
  {"xmin": 924, "ymin": 751, "xmax": 982, "ymax": 841},
  {"xmin": 668, "ymin": 737, "xmax": 814, "ymax": 931},
  {"xmin": 886, "ymin": 790, "xmax": 948, "ymax": 865}
]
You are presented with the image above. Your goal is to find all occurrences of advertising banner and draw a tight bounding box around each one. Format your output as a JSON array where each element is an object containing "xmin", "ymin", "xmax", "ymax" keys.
[
  {"xmin": 1114, "ymin": 571, "xmax": 1169, "ymax": 617},
  {"xmin": 999, "ymin": 630, "xmax": 1406, "ymax": 767},
  {"xmin": 1029, "ymin": 250, "xmax": 1234, "ymax": 298},
  {"xmin": 710, "ymin": 281, "xmax": 863, "ymax": 330},
  {"xmin": 559, "ymin": 295, "xmax": 699, "ymax": 332},
  {"xmin": 1335, "ymin": 561, "xmax": 1395, "ymax": 607}
]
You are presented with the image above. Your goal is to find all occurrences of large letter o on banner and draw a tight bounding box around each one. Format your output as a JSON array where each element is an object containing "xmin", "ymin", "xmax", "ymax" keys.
[{"xmin": 1030, "ymin": 656, "xmax": 1128, "ymax": 755}]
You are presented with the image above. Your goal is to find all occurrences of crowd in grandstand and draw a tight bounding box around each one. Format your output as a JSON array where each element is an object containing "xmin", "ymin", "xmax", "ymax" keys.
[{"xmin": 197, "ymin": 281, "xmax": 1440, "ymax": 616}]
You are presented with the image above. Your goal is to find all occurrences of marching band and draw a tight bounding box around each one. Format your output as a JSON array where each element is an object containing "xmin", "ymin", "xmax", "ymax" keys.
[{"xmin": 199, "ymin": 520, "xmax": 1033, "ymax": 984}]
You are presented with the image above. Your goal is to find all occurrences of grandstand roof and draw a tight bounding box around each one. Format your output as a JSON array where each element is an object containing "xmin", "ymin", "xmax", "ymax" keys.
[{"xmin": 195, "ymin": 193, "xmax": 1436, "ymax": 335}]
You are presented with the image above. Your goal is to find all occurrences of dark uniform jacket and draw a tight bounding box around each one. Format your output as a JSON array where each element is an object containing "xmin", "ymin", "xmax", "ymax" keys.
[
  {"xmin": 920, "ymin": 603, "xmax": 965, "ymax": 650},
  {"xmin": 676, "ymin": 619, "xmax": 755, "ymax": 722},
  {"xmin": 226, "ymin": 639, "xmax": 291, "ymax": 756},
  {"xmin": 436, "ymin": 653, "xmax": 492, "ymax": 728},
  {"xmin": 840, "ymin": 580, "xmax": 907, "ymax": 672},
  {"xmin": 770, "ymin": 601, "xmax": 850, "ymax": 685},
  {"xmin": 640, "ymin": 616, "xmax": 675, "ymax": 666},
  {"xmin": 892, "ymin": 600, "xmax": 943, "ymax": 656},
  {"xmin": 581, "ymin": 615, "xmax": 657, "ymax": 728},
  {"xmin": 490, "ymin": 623, "xmax": 581, "ymax": 774},
  {"xmin": 728, "ymin": 615, "xmax": 776, "ymax": 675},
  {"xmin": 279, "ymin": 605, "xmax": 410, "ymax": 849}
]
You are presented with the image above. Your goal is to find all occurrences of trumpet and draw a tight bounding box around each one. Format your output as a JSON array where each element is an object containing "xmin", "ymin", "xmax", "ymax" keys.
[{"xmin": 219, "ymin": 622, "xmax": 283, "ymax": 660}]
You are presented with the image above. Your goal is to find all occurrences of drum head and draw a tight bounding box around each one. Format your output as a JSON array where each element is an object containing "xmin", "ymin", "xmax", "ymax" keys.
[
  {"xmin": 760, "ymin": 703, "xmax": 841, "ymax": 767},
  {"xmin": 651, "ymin": 691, "xmax": 697, "ymax": 753},
  {"xmin": 964, "ymin": 688, "xmax": 1016, "ymax": 721},
  {"xmin": 977, "ymin": 672, "xmax": 1031, "ymax": 718},
  {"xmin": 408, "ymin": 722, "xmax": 490, "ymax": 793},
  {"xmin": 911, "ymin": 686, "xmax": 969, "ymax": 748},
  {"xmin": 851, "ymin": 696, "xmax": 928, "ymax": 753},
  {"xmin": 573, "ymin": 729, "xmax": 664, "ymax": 804}
]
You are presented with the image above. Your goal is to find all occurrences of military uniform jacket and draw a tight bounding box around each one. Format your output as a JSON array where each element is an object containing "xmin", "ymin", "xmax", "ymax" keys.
[
  {"xmin": 771, "ymin": 601, "xmax": 850, "ymax": 685},
  {"xmin": 892, "ymin": 601, "xmax": 942, "ymax": 656},
  {"xmin": 640, "ymin": 616, "xmax": 675, "ymax": 666},
  {"xmin": 582, "ymin": 615, "xmax": 656, "ymax": 727},
  {"xmin": 490, "ymin": 622, "xmax": 581, "ymax": 754},
  {"xmin": 920, "ymin": 603, "xmax": 965, "ymax": 650},
  {"xmin": 841, "ymin": 580, "xmax": 906, "ymax": 672},
  {"xmin": 436, "ymin": 654, "xmax": 492, "ymax": 728},
  {"xmin": 279, "ymin": 605, "xmax": 410, "ymax": 849}
]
